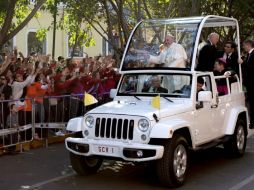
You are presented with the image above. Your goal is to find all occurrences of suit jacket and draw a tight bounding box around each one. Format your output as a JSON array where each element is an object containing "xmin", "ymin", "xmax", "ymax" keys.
[
  {"xmin": 217, "ymin": 51, "xmax": 239, "ymax": 74},
  {"xmin": 142, "ymin": 86, "xmax": 168, "ymax": 93},
  {"xmin": 196, "ymin": 41, "xmax": 218, "ymax": 71},
  {"xmin": 243, "ymin": 50, "xmax": 254, "ymax": 88}
]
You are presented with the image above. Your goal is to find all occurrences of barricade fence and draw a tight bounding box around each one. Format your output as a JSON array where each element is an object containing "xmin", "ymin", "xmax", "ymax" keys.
[{"xmin": 0, "ymin": 92, "xmax": 111, "ymax": 151}]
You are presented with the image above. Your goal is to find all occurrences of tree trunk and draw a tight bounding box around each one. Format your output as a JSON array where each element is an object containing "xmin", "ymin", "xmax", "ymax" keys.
[
  {"xmin": 0, "ymin": 0, "xmax": 17, "ymax": 46},
  {"xmin": 0, "ymin": 0, "xmax": 46, "ymax": 48}
]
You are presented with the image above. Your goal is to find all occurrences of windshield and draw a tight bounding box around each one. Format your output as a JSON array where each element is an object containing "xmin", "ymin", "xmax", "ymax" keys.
[
  {"xmin": 118, "ymin": 73, "xmax": 192, "ymax": 98},
  {"xmin": 122, "ymin": 20, "xmax": 200, "ymax": 71}
]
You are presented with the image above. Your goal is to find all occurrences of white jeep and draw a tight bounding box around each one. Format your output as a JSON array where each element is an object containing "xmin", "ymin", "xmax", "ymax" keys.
[{"xmin": 65, "ymin": 15, "xmax": 250, "ymax": 187}]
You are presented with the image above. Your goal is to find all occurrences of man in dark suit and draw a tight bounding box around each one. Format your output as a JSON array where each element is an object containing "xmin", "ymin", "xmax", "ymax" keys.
[
  {"xmin": 242, "ymin": 39, "xmax": 254, "ymax": 128},
  {"xmin": 196, "ymin": 33, "xmax": 220, "ymax": 71},
  {"xmin": 142, "ymin": 76, "xmax": 168, "ymax": 93},
  {"xmin": 218, "ymin": 41, "xmax": 239, "ymax": 75}
]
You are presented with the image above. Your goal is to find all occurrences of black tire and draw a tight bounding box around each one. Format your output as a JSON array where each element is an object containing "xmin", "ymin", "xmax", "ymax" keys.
[
  {"xmin": 70, "ymin": 152, "xmax": 103, "ymax": 175},
  {"xmin": 156, "ymin": 135, "xmax": 189, "ymax": 188},
  {"xmin": 223, "ymin": 119, "xmax": 247, "ymax": 157}
]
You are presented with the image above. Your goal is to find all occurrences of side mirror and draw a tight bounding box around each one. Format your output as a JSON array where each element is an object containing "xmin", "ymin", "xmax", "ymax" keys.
[
  {"xmin": 110, "ymin": 89, "xmax": 117, "ymax": 99},
  {"xmin": 198, "ymin": 91, "xmax": 212, "ymax": 102}
]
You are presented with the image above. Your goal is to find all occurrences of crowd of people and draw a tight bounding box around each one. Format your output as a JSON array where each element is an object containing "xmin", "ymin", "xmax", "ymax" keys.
[{"xmin": 0, "ymin": 49, "xmax": 121, "ymax": 129}]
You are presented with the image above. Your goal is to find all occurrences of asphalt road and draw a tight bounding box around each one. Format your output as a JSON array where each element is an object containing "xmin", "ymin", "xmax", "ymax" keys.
[{"xmin": 1, "ymin": 138, "xmax": 254, "ymax": 190}]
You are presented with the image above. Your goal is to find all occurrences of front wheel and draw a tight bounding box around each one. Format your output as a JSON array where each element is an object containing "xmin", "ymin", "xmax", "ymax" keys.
[
  {"xmin": 70, "ymin": 152, "xmax": 103, "ymax": 175},
  {"xmin": 156, "ymin": 135, "xmax": 189, "ymax": 188},
  {"xmin": 223, "ymin": 119, "xmax": 247, "ymax": 157}
]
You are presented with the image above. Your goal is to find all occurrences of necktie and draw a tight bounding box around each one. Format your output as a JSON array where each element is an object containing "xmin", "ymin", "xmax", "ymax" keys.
[
  {"xmin": 226, "ymin": 54, "xmax": 229, "ymax": 62},
  {"xmin": 246, "ymin": 53, "xmax": 250, "ymax": 63}
]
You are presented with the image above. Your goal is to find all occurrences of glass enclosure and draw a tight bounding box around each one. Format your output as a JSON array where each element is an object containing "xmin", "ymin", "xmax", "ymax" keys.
[
  {"xmin": 121, "ymin": 16, "xmax": 240, "ymax": 73},
  {"xmin": 122, "ymin": 19, "xmax": 200, "ymax": 71},
  {"xmin": 118, "ymin": 73, "xmax": 192, "ymax": 98}
]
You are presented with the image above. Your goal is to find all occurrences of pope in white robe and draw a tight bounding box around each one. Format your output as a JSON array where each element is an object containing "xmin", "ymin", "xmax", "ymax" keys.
[{"xmin": 148, "ymin": 34, "xmax": 187, "ymax": 68}]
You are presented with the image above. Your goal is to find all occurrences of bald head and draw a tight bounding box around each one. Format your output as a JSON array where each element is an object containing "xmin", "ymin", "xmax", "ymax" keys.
[{"xmin": 208, "ymin": 33, "xmax": 219, "ymax": 45}]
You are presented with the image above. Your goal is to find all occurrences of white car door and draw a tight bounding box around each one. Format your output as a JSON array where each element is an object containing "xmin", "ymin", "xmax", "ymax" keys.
[{"xmin": 194, "ymin": 74, "xmax": 219, "ymax": 145}]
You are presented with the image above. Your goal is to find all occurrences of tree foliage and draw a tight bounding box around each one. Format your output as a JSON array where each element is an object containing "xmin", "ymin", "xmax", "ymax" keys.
[
  {"xmin": 0, "ymin": 0, "xmax": 46, "ymax": 49},
  {"xmin": 0, "ymin": 0, "xmax": 254, "ymax": 57}
]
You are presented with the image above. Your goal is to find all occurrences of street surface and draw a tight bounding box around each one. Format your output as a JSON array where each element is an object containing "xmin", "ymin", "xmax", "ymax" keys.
[{"xmin": 1, "ymin": 138, "xmax": 254, "ymax": 190}]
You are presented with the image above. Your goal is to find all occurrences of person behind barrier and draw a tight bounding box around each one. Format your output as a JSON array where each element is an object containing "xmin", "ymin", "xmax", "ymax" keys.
[
  {"xmin": 53, "ymin": 66, "xmax": 78, "ymax": 122},
  {"xmin": 6, "ymin": 104, "xmax": 19, "ymax": 153},
  {"xmin": 0, "ymin": 76, "xmax": 11, "ymax": 128},
  {"xmin": 25, "ymin": 73, "xmax": 50, "ymax": 123}
]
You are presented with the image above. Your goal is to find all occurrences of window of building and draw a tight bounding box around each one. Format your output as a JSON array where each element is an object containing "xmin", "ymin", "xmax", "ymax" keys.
[
  {"xmin": 2, "ymin": 38, "xmax": 14, "ymax": 53},
  {"xmin": 27, "ymin": 31, "xmax": 46, "ymax": 55},
  {"xmin": 102, "ymin": 38, "xmax": 108, "ymax": 56},
  {"xmin": 67, "ymin": 37, "xmax": 84, "ymax": 57}
]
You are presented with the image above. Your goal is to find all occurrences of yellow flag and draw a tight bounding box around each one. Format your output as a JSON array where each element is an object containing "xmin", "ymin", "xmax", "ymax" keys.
[
  {"xmin": 151, "ymin": 95, "xmax": 160, "ymax": 110},
  {"xmin": 84, "ymin": 93, "xmax": 98, "ymax": 106}
]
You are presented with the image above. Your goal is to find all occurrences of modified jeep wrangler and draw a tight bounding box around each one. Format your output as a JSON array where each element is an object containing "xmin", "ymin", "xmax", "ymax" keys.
[{"xmin": 65, "ymin": 15, "xmax": 250, "ymax": 187}]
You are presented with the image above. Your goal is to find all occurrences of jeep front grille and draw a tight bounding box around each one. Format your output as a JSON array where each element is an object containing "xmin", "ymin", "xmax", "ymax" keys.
[{"xmin": 95, "ymin": 118, "xmax": 134, "ymax": 140}]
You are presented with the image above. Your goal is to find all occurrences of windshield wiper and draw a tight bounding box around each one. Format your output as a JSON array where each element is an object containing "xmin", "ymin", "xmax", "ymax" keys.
[
  {"xmin": 161, "ymin": 95, "xmax": 174, "ymax": 103},
  {"xmin": 134, "ymin": 95, "xmax": 141, "ymax": 101}
]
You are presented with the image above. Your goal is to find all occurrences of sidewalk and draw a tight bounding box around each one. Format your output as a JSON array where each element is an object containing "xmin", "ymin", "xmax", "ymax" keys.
[{"xmin": 0, "ymin": 134, "xmax": 72, "ymax": 156}]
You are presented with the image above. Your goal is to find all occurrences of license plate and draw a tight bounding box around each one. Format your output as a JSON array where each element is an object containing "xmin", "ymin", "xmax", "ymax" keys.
[{"xmin": 93, "ymin": 145, "xmax": 118, "ymax": 156}]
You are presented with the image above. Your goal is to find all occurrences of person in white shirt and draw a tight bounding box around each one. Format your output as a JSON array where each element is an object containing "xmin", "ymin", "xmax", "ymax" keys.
[
  {"xmin": 11, "ymin": 68, "xmax": 37, "ymax": 109},
  {"xmin": 148, "ymin": 33, "xmax": 187, "ymax": 68}
]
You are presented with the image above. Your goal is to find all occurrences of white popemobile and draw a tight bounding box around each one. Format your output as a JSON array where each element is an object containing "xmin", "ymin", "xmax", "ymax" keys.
[{"xmin": 65, "ymin": 15, "xmax": 251, "ymax": 187}]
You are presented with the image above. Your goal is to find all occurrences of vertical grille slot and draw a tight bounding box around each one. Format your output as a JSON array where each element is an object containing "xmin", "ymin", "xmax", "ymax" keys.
[
  {"xmin": 128, "ymin": 120, "xmax": 134, "ymax": 140},
  {"xmin": 117, "ymin": 119, "xmax": 123, "ymax": 139},
  {"xmin": 122, "ymin": 119, "xmax": 128, "ymax": 139},
  {"xmin": 100, "ymin": 118, "xmax": 106, "ymax": 137},
  {"xmin": 95, "ymin": 118, "xmax": 100, "ymax": 137},
  {"xmin": 111, "ymin": 118, "xmax": 117, "ymax": 138},
  {"xmin": 106, "ymin": 118, "xmax": 111, "ymax": 138}
]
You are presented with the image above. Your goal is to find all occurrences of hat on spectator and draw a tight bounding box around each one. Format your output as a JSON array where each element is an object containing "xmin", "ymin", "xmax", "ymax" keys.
[
  {"xmin": 217, "ymin": 58, "xmax": 227, "ymax": 66},
  {"xmin": 16, "ymin": 69, "xmax": 24, "ymax": 76}
]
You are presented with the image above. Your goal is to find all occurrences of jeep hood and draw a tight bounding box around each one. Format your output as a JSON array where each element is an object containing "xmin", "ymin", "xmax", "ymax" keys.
[{"xmin": 87, "ymin": 99, "xmax": 193, "ymax": 120}]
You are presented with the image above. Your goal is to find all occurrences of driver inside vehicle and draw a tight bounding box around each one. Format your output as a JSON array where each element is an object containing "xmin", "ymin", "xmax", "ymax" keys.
[{"xmin": 142, "ymin": 75, "xmax": 168, "ymax": 93}]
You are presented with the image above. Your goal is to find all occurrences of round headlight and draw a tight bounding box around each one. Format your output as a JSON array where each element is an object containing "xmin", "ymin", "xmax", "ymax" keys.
[
  {"xmin": 85, "ymin": 116, "xmax": 94, "ymax": 128},
  {"xmin": 138, "ymin": 119, "xmax": 149, "ymax": 132}
]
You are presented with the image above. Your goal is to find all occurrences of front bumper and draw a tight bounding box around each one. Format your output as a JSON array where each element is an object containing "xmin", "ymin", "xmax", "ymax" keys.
[{"xmin": 65, "ymin": 137, "xmax": 164, "ymax": 162}]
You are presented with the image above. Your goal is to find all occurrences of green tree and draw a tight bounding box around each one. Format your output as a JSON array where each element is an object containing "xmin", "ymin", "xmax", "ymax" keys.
[{"xmin": 0, "ymin": 0, "xmax": 46, "ymax": 49}]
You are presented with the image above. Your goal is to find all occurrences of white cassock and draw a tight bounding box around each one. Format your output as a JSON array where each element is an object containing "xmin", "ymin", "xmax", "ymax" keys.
[{"xmin": 149, "ymin": 42, "xmax": 187, "ymax": 68}]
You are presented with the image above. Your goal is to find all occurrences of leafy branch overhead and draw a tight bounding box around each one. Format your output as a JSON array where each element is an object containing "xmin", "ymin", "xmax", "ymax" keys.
[{"xmin": 0, "ymin": 0, "xmax": 254, "ymax": 56}]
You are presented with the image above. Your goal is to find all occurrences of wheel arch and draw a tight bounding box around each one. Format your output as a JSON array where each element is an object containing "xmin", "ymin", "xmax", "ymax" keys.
[
  {"xmin": 149, "ymin": 126, "xmax": 193, "ymax": 149},
  {"xmin": 173, "ymin": 127, "xmax": 193, "ymax": 149},
  {"xmin": 225, "ymin": 107, "xmax": 249, "ymax": 135}
]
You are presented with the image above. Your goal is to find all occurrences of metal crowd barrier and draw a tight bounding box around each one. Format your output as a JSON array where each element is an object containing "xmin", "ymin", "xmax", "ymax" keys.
[
  {"xmin": 0, "ymin": 98, "xmax": 34, "ymax": 150},
  {"xmin": 0, "ymin": 92, "xmax": 111, "ymax": 151}
]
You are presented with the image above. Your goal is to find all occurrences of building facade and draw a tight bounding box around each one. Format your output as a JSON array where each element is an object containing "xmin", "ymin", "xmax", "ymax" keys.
[{"xmin": 5, "ymin": 9, "xmax": 108, "ymax": 59}]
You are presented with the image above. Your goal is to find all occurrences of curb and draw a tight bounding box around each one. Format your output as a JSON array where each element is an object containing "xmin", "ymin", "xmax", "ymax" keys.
[{"xmin": 0, "ymin": 134, "xmax": 73, "ymax": 156}]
